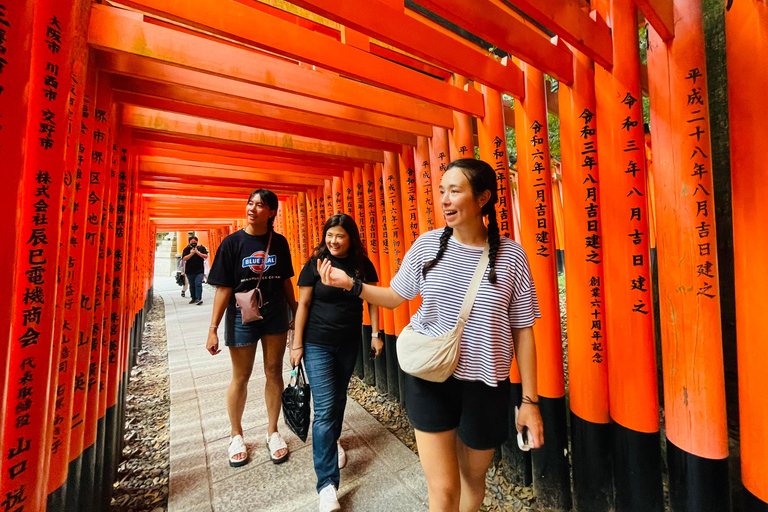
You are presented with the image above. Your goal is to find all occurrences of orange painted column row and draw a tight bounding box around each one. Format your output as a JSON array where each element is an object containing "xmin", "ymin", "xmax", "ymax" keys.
[
  {"xmin": 449, "ymin": 75, "xmax": 475, "ymax": 160},
  {"xmin": 559, "ymin": 47, "xmax": 612, "ymax": 511},
  {"xmin": 361, "ymin": 163, "xmax": 382, "ymax": 386},
  {"xmin": 725, "ymin": 0, "xmax": 768, "ymax": 509},
  {"xmin": 513, "ymin": 66, "xmax": 571, "ymax": 510},
  {"xmin": 1, "ymin": 1, "xmax": 77, "ymax": 509},
  {"xmin": 374, "ymin": 162, "xmax": 395, "ymax": 395},
  {"xmin": 594, "ymin": 0, "xmax": 662, "ymax": 509},
  {"xmin": 414, "ymin": 137, "xmax": 437, "ymax": 234},
  {"xmin": 428, "ymin": 126, "xmax": 450, "ymax": 228}
]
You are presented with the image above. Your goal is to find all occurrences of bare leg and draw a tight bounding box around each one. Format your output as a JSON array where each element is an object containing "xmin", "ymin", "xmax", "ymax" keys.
[
  {"xmin": 414, "ymin": 429, "xmax": 461, "ymax": 512},
  {"xmin": 227, "ymin": 344, "xmax": 258, "ymax": 461},
  {"xmin": 262, "ymin": 332, "xmax": 288, "ymax": 458},
  {"xmin": 456, "ymin": 439, "xmax": 494, "ymax": 512}
]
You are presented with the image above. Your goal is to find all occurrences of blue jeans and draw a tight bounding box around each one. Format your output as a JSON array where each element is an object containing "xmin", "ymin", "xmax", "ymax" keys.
[
  {"xmin": 303, "ymin": 341, "xmax": 359, "ymax": 492},
  {"xmin": 188, "ymin": 272, "xmax": 204, "ymax": 301}
]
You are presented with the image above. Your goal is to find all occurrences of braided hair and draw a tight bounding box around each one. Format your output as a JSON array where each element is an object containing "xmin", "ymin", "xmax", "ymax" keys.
[
  {"xmin": 422, "ymin": 158, "xmax": 500, "ymax": 284},
  {"xmin": 248, "ymin": 189, "xmax": 279, "ymax": 232}
]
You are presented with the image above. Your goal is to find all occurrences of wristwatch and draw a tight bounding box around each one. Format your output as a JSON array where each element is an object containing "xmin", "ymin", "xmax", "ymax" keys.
[{"xmin": 371, "ymin": 332, "xmax": 380, "ymax": 339}]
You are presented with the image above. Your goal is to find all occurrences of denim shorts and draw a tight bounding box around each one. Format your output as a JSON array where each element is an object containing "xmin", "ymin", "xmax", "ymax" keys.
[{"xmin": 227, "ymin": 300, "xmax": 289, "ymax": 348}]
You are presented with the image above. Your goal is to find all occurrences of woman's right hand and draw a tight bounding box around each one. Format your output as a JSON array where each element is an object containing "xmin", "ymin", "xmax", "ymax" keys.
[
  {"xmin": 206, "ymin": 330, "xmax": 221, "ymax": 355},
  {"xmin": 317, "ymin": 259, "xmax": 353, "ymax": 289},
  {"xmin": 289, "ymin": 345, "xmax": 304, "ymax": 368}
]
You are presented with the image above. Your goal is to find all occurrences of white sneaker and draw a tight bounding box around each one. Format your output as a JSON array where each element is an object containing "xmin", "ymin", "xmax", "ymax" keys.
[
  {"xmin": 337, "ymin": 441, "xmax": 347, "ymax": 469},
  {"xmin": 318, "ymin": 484, "xmax": 341, "ymax": 512}
]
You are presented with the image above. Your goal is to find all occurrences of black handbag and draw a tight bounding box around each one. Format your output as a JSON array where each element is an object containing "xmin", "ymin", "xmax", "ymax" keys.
[
  {"xmin": 175, "ymin": 272, "xmax": 185, "ymax": 287},
  {"xmin": 281, "ymin": 361, "xmax": 311, "ymax": 442}
]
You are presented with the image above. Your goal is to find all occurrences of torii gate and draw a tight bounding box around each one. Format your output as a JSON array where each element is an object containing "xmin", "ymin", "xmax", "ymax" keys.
[{"xmin": 1, "ymin": 1, "xmax": 766, "ymax": 511}]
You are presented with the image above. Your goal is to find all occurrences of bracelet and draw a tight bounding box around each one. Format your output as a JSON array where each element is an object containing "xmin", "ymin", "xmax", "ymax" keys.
[
  {"xmin": 209, "ymin": 326, "xmax": 218, "ymax": 330},
  {"xmin": 349, "ymin": 277, "xmax": 363, "ymax": 297},
  {"xmin": 521, "ymin": 395, "xmax": 539, "ymax": 406}
]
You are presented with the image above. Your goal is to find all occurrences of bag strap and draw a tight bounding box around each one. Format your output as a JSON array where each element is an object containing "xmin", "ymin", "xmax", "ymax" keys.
[
  {"xmin": 456, "ymin": 243, "xmax": 490, "ymax": 325},
  {"xmin": 254, "ymin": 230, "xmax": 273, "ymax": 290}
]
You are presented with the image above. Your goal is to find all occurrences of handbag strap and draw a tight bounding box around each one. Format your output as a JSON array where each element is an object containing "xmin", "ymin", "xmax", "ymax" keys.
[
  {"xmin": 254, "ymin": 230, "xmax": 273, "ymax": 290},
  {"xmin": 456, "ymin": 243, "xmax": 490, "ymax": 325}
]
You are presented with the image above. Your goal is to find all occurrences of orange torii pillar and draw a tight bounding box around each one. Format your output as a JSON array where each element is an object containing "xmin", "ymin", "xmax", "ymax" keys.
[
  {"xmin": 306, "ymin": 188, "xmax": 317, "ymax": 250},
  {"xmin": 297, "ymin": 191, "xmax": 310, "ymax": 263},
  {"xmin": 647, "ymin": 2, "xmax": 732, "ymax": 510},
  {"xmin": 726, "ymin": 1, "xmax": 768, "ymax": 509},
  {"xmin": 384, "ymin": 151, "xmax": 411, "ymax": 403},
  {"xmin": 276, "ymin": 201, "xmax": 285, "ymax": 235},
  {"xmin": 351, "ymin": 166, "xmax": 368, "ymax": 377},
  {"xmin": 344, "ymin": 170, "xmax": 355, "ymax": 217},
  {"xmin": 333, "ymin": 176, "xmax": 343, "ymax": 214},
  {"xmin": 324, "ymin": 179, "xmax": 333, "ymax": 218},
  {"xmin": 560, "ymin": 47, "xmax": 613, "ymax": 511},
  {"xmin": 595, "ymin": 0, "xmax": 663, "ymax": 509},
  {"xmin": 514, "ymin": 65, "xmax": 571, "ymax": 510},
  {"xmin": 428, "ymin": 126, "xmax": 450, "ymax": 227},
  {"xmin": 361, "ymin": 163, "xmax": 381, "ymax": 386},
  {"xmin": 316, "ymin": 185, "xmax": 327, "ymax": 227},
  {"xmin": 414, "ymin": 136, "xmax": 437, "ymax": 234},
  {"xmin": 449, "ymin": 75, "xmax": 475, "ymax": 160},
  {"xmin": 374, "ymin": 163, "xmax": 393, "ymax": 396},
  {"xmin": 1, "ymin": 1, "xmax": 77, "ymax": 509},
  {"xmin": 479, "ymin": 84, "xmax": 530, "ymax": 486},
  {"xmin": 398, "ymin": 146, "xmax": 421, "ymax": 318}
]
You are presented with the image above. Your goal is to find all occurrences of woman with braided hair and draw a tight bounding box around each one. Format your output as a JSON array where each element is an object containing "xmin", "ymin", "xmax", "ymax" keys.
[{"xmin": 318, "ymin": 159, "xmax": 543, "ymax": 511}]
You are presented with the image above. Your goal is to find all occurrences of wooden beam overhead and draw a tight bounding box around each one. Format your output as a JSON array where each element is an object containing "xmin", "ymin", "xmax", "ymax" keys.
[
  {"xmin": 488, "ymin": 0, "xmax": 613, "ymax": 69},
  {"xmin": 100, "ymin": 53, "xmax": 434, "ymax": 136},
  {"xmin": 109, "ymin": 0, "xmax": 485, "ymax": 116},
  {"xmin": 286, "ymin": 0, "xmax": 526, "ymax": 97},
  {"xmin": 115, "ymin": 91, "xmax": 405, "ymax": 153},
  {"xmin": 635, "ymin": 0, "xmax": 674, "ymax": 41},
  {"xmin": 88, "ymin": 5, "xmax": 457, "ymax": 126},
  {"xmin": 123, "ymin": 106, "xmax": 384, "ymax": 163},
  {"xmin": 415, "ymin": 0, "xmax": 574, "ymax": 84},
  {"xmin": 139, "ymin": 162, "xmax": 327, "ymax": 187},
  {"xmin": 111, "ymin": 76, "xmax": 418, "ymax": 148}
]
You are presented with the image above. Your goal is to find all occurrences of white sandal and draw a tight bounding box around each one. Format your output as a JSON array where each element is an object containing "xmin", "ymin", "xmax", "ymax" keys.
[
  {"xmin": 266, "ymin": 432, "xmax": 289, "ymax": 464},
  {"xmin": 337, "ymin": 441, "xmax": 347, "ymax": 469},
  {"xmin": 228, "ymin": 435, "xmax": 248, "ymax": 468}
]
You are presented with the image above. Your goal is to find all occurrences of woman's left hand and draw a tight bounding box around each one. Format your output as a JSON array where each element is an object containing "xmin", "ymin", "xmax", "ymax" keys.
[
  {"xmin": 371, "ymin": 336, "xmax": 383, "ymax": 358},
  {"xmin": 516, "ymin": 402, "xmax": 544, "ymax": 449}
]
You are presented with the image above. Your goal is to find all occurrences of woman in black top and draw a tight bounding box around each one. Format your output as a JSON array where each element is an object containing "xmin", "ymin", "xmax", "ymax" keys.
[
  {"xmin": 290, "ymin": 214, "xmax": 380, "ymax": 510},
  {"xmin": 206, "ymin": 189, "xmax": 298, "ymax": 467}
]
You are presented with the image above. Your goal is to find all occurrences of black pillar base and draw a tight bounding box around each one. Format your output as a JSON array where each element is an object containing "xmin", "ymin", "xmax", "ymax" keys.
[
  {"xmin": 47, "ymin": 481, "xmax": 66, "ymax": 512},
  {"xmin": 571, "ymin": 412, "xmax": 614, "ymax": 511},
  {"xmin": 501, "ymin": 383, "xmax": 532, "ymax": 487},
  {"xmin": 613, "ymin": 422, "xmax": 664, "ymax": 512},
  {"xmin": 65, "ymin": 455, "xmax": 82, "ymax": 512},
  {"xmin": 384, "ymin": 333, "xmax": 399, "ymax": 400},
  {"xmin": 362, "ymin": 327, "xmax": 376, "ymax": 386},
  {"xmin": 744, "ymin": 485, "xmax": 768, "ymax": 512},
  {"xmin": 375, "ymin": 335, "xmax": 388, "ymax": 396},
  {"xmin": 531, "ymin": 396, "xmax": 572, "ymax": 511}
]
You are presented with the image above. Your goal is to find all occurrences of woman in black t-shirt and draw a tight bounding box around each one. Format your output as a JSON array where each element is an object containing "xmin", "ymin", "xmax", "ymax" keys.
[
  {"xmin": 206, "ymin": 189, "xmax": 298, "ymax": 468},
  {"xmin": 291, "ymin": 214, "xmax": 380, "ymax": 509}
]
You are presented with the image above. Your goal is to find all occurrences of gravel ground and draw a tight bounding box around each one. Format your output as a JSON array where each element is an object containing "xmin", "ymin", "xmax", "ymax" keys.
[{"xmin": 110, "ymin": 295, "xmax": 169, "ymax": 512}]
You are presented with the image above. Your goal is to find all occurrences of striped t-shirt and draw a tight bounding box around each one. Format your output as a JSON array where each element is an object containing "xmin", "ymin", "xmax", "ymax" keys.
[{"xmin": 390, "ymin": 228, "xmax": 541, "ymax": 387}]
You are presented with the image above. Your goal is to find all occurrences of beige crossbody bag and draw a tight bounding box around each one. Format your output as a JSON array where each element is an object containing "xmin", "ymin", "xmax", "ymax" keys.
[{"xmin": 396, "ymin": 243, "xmax": 489, "ymax": 383}]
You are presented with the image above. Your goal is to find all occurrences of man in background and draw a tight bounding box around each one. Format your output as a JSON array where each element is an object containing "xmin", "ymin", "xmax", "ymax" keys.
[{"xmin": 181, "ymin": 236, "xmax": 209, "ymax": 305}]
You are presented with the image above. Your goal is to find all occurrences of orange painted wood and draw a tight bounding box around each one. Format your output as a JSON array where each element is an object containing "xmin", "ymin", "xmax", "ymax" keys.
[
  {"xmin": 559, "ymin": 48, "xmax": 610, "ymax": 424},
  {"xmin": 333, "ymin": 177, "xmax": 344, "ymax": 214},
  {"xmin": 383, "ymin": 152, "xmax": 411, "ymax": 335},
  {"xmin": 594, "ymin": 0, "xmax": 658, "ymax": 434},
  {"xmin": 288, "ymin": 0, "xmax": 525, "ymax": 97},
  {"xmin": 101, "ymin": 55, "xmax": 434, "ymax": 137},
  {"xmin": 514, "ymin": 64, "xmax": 565, "ymax": 399},
  {"xmin": 111, "ymin": 77, "xmax": 419, "ymax": 146},
  {"xmin": 489, "ymin": 0, "xmax": 612, "ymax": 69},
  {"xmin": 414, "ymin": 137, "xmax": 437, "ymax": 233},
  {"xmin": 353, "ymin": 167, "xmax": 366, "ymax": 250},
  {"xmin": 2, "ymin": 1, "xmax": 75, "ymax": 505},
  {"xmin": 88, "ymin": 5, "xmax": 455, "ymax": 127},
  {"xmin": 316, "ymin": 185, "xmax": 326, "ymax": 230},
  {"xmin": 636, "ymin": 0, "xmax": 674, "ymax": 41},
  {"xmin": 477, "ymin": 84, "xmax": 516, "ymax": 240},
  {"xmin": 343, "ymin": 170, "xmax": 355, "ymax": 217},
  {"xmin": 114, "ymin": 91, "xmax": 405, "ymax": 153},
  {"xmin": 307, "ymin": 188, "xmax": 318, "ymax": 250},
  {"xmin": 297, "ymin": 192, "xmax": 309, "ymax": 262},
  {"xmin": 428, "ymin": 127, "xmax": 450, "ymax": 228},
  {"xmin": 647, "ymin": 0, "xmax": 728, "ymax": 460},
  {"xmin": 450, "ymin": 77, "xmax": 475, "ymax": 161},
  {"xmin": 138, "ymin": 162, "xmax": 326, "ymax": 187},
  {"xmin": 361, "ymin": 164, "xmax": 381, "ymax": 324},
  {"xmin": 369, "ymin": 43, "xmax": 452, "ymax": 81},
  {"xmin": 374, "ymin": 163, "xmax": 396, "ymax": 336},
  {"xmin": 115, "ymin": 0, "xmax": 485, "ymax": 117},
  {"xmin": 324, "ymin": 180, "xmax": 334, "ymax": 218},
  {"xmin": 397, "ymin": 147, "xmax": 421, "ymax": 317},
  {"xmin": 726, "ymin": 0, "xmax": 768, "ymax": 502},
  {"xmin": 416, "ymin": 0, "xmax": 574, "ymax": 84},
  {"xmin": 122, "ymin": 106, "xmax": 384, "ymax": 163}
]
